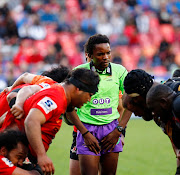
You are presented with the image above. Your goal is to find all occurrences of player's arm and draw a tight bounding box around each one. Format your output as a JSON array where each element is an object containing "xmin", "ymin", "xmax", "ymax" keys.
[
  {"xmin": 117, "ymin": 98, "xmax": 124, "ymax": 121},
  {"xmin": 117, "ymin": 98, "xmax": 125, "ymax": 145},
  {"xmin": 24, "ymin": 108, "xmax": 54, "ymax": 175},
  {"xmin": 66, "ymin": 110, "xmax": 101, "ymax": 154},
  {"xmin": 4, "ymin": 73, "xmax": 36, "ymax": 93},
  {"xmin": 10, "ymin": 85, "xmax": 41, "ymax": 119},
  {"xmin": 101, "ymin": 107, "xmax": 131, "ymax": 152},
  {"xmin": 12, "ymin": 167, "xmax": 41, "ymax": 175},
  {"xmin": 101, "ymin": 93, "xmax": 132, "ymax": 152},
  {"xmin": 170, "ymin": 140, "xmax": 180, "ymax": 158}
]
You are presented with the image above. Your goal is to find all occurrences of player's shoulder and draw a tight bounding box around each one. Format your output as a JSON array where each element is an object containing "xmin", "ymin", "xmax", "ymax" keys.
[
  {"xmin": 110, "ymin": 63, "xmax": 127, "ymax": 76},
  {"xmin": 173, "ymin": 95, "xmax": 180, "ymax": 116},
  {"xmin": 75, "ymin": 63, "xmax": 90, "ymax": 69}
]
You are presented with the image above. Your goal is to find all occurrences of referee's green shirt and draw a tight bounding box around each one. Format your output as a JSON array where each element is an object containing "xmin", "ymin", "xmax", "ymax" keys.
[{"xmin": 75, "ymin": 62, "xmax": 128, "ymax": 125}]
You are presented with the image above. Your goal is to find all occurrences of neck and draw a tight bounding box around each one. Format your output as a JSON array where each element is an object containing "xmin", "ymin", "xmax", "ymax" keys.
[
  {"xmin": 91, "ymin": 61, "xmax": 106, "ymax": 71},
  {"xmin": 61, "ymin": 83, "xmax": 72, "ymax": 106}
]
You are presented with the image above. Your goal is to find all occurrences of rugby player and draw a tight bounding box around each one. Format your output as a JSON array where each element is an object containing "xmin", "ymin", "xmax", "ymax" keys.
[
  {"xmin": 0, "ymin": 68, "xmax": 100, "ymax": 175},
  {"xmin": 0, "ymin": 129, "xmax": 42, "ymax": 175},
  {"xmin": 123, "ymin": 69, "xmax": 180, "ymax": 175},
  {"xmin": 0, "ymin": 65, "xmax": 70, "ymax": 121}
]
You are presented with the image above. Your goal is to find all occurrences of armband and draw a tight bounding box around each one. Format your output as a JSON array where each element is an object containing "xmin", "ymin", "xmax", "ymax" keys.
[
  {"xmin": 32, "ymin": 164, "xmax": 43, "ymax": 175},
  {"xmin": 82, "ymin": 130, "xmax": 89, "ymax": 137},
  {"xmin": 66, "ymin": 104, "xmax": 74, "ymax": 112},
  {"xmin": 21, "ymin": 163, "xmax": 43, "ymax": 175}
]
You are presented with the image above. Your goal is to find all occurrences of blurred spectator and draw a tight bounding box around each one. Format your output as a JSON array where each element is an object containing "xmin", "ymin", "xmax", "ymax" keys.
[
  {"xmin": 22, "ymin": 0, "xmax": 33, "ymax": 14},
  {"xmin": 0, "ymin": 67, "xmax": 7, "ymax": 91},
  {"xmin": 152, "ymin": 51, "xmax": 162, "ymax": 67},
  {"xmin": 124, "ymin": 17, "xmax": 139, "ymax": 45},
  {"xmin": 158, "ymin": 2, "xmax": 171, "ymax": 24},
  {"xmin": 18, "ymin": 14, "xmax": 46, "ymax": 40},
  {"xmin": 39, "ymin": 4, "xmax": 59, "ymax": 23},
  {"xmin": 111, "ymin": 48, "xmax": 122, "ymax": 65},
  {"xmin": 135, "ymin": 11, "xmax": 150, "ymax": 33},
  {"xmin": 44, "ymin": 44, "xmax": 56, "ymax": 64},
  {"xmin": 138, "ymin": 51, "xmax": 148, "ymax": 68},
  {"xmin": 126, "ymin": 0, "xmax": 137, "ymax": 7},
  {"xmin": 81, "ymin": 5, "xmax": 97, "ymax": 36},
  {"xmin": 79, "ymin": 0, "xmax": 89, "ymax": 10},
  {"xmin": 13, "ymin": 39, "xmax": 43, "ymax": 68},
  {"xmin": 166, "ymin": 0, "xmax": 180, "ymax": 14},
  {"xmin": 2, "ymin": 10, "xmax": 19, "ymax": 39},
  {"xmin": 0, "ymin": 0, "xmax": 179, "ymax": 86},
  {"xmin": 110, "ymin": 10, "xmax": 125, "ymax": 35}
]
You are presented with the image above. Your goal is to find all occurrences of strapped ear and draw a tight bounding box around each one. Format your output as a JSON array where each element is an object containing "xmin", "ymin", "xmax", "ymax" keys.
[
  {"xmin": 160, "ymin": 98, "xmax": 168, "ymax": 108},
  {"xmin": 76, "ymin": 87, "xmax": 81, "ymax": 93},
  {"xmin": 0, "ymin": 146, "xmax": 7, "ymax": 156},
  {"xmin": 89, "ymin": 54, "xmax": 94, "ymax": 60}
]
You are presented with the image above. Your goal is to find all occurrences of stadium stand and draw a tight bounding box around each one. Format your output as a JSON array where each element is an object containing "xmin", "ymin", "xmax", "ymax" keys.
[{"xmin": 0, "ymin": 0, "xmax": 179, "ymax": 88}]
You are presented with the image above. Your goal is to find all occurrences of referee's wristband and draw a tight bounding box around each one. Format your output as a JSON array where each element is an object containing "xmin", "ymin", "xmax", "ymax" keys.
[{"xmin": 82, "ymin": 130, "xmax": 89, "ymax": 137}]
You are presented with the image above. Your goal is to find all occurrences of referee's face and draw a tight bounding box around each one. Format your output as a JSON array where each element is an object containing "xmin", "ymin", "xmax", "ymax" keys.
[{"xmin": 91, "ymin": 43, "xmax": 111, "ymax": 71}]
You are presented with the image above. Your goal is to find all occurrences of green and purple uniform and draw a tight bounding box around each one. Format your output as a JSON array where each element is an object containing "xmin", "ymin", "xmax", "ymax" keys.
[{"xmin": 76, "ymin": 62, "xmax": 128, "ymax": 155}]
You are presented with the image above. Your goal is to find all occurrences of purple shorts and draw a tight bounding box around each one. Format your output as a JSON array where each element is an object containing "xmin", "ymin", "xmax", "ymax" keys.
[{"xmin": 77, "ymin": 119, "xmax": 123, "ymax": 156}]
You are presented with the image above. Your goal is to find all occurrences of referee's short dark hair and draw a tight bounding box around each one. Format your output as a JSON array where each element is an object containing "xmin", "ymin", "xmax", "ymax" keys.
[{"xmin": 84, "ymin": 34, "xmax": 110, "ymax": 57}]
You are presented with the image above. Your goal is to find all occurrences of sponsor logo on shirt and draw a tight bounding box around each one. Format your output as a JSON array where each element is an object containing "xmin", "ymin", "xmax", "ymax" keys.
[
  {"xmin": 39, "ymin": 83, "xmax": 51, "ymax": 89},
  {"xmin": 37, "ymin": 97, "xmax": 57, "ymax": 114},
  {"xmin": 2, "ymin": 158, "xmax": 14, "ymax": 167},
  {"xmin": 93, "ymin": 98, "xmax": 110, "ymax": 104},
  {"xmin": 91, "ymin": 108, "xmax": 112, "ymax": 115}
]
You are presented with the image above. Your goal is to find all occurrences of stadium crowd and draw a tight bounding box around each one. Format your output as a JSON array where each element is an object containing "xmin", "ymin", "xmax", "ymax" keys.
[{"xmin": 0, "ymin": 0, "xmax": 180, "ymax": 91}]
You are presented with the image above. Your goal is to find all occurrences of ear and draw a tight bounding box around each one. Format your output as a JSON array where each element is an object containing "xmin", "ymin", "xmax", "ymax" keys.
[
  {"xmin": 0, "ymin": 146, "xmax": 7, "ymax": 156},
  {"xmin": 89, "ymin": 54, "xmax": 93, "ymax": 60},
  {"xmin": 160, "ymin": 98, "xmax": 168, "ymax": 109},
  {"xmin": 75, "ymin": 87, "xmax": 82, "ymax": 94}
]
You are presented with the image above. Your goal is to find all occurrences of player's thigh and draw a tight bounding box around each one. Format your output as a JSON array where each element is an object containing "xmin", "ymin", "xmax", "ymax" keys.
[
  {"xmin": 79, "ymin": 154, "xmax": 100, "ymax": 175},
  {"xmin": 69, "ymin": 159, "xmax": 81, "ymax": 175},
  {"xmin": 100, "ymin": 152, "xmax": 119, "ymax": 175}
]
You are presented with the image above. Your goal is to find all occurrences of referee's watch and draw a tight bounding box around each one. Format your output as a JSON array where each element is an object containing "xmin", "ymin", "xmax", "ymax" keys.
[{"xmin": 116, "ymin": 126, "xmax": 124, "ymax": 133}]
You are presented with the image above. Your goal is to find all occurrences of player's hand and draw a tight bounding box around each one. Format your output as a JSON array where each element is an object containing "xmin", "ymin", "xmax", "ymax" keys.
[
  {"xmin": 3, "ymin": 86, "xmax": 12, "ymax": 94},
  {"xmin": 11, "ymin": 104, "xmax": 24, "ymax": 119},
  {"xmin": 100, "ymin": 129, "xmax": 121, "ymax": 152},
  {"xmin": 37, "ymin": 154, "xmax": 55, "ymax": 175},
  {"xmin": 83, "ymin": 132, "xmax": 101, "ymax": 154}
]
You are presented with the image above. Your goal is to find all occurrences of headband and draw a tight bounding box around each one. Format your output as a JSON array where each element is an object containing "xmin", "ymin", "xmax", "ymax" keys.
[
  {"xmin": 128, "ymin": 93, "xmax": 140, "ymax": 97},
  {"xmin": 69, "ymin": 77, "xmax": 98, "ymax": 94}
]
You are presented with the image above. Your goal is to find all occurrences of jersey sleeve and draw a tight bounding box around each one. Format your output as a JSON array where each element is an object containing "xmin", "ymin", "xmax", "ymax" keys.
[
  {"xmin": 31, "ymin": 75, "xmax": 55, "ymax": 85},
  {"xmin": 119, "ymin": 67, "xmax": 128, "ymax": 94},
  {"xmin": 0, "ymin": 156, "xmax": 16, "ymax": 175},
  {"xmin": 30, "ymin": 87, "xmax": 66, "ymax": 121},
  {"xmin": 31, "ymin": 75, "xmax": 43, "ymax": 84},
  {"xmin": 32, "ymin": 96, "xmax": 59, "ymax": 121}
]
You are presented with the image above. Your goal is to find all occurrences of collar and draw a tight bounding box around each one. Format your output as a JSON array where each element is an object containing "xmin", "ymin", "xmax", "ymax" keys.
[{"xmin": 90, "ymin": 61, "xmax": 112, "ymax": 75}]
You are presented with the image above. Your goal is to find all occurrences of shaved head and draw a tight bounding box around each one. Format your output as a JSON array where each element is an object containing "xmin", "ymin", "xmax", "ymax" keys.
[{"xmin": 146, "ymin": 84, "xmax": 174, "ymax": 108}]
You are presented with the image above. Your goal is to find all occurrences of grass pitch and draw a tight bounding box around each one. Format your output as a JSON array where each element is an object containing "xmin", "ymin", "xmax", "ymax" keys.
[{"xmin": 47, "ymin": 119, "xmax": 176, "ymax": 175}]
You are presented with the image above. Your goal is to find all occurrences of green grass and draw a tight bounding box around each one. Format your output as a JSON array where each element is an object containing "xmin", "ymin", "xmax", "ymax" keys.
[{"xmin": 47, "ymin": 119, "xmax": 176, "ymax": 175}]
